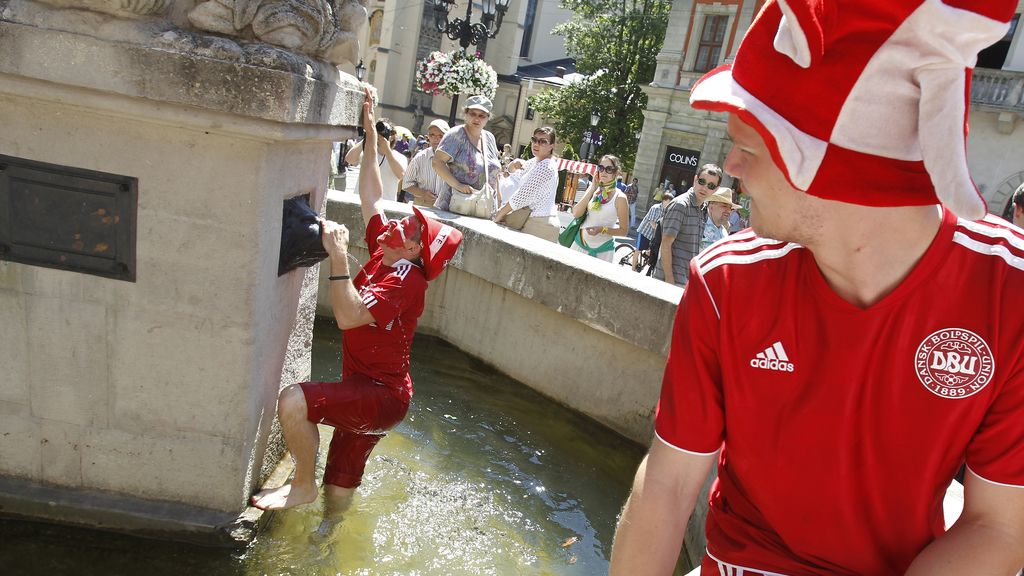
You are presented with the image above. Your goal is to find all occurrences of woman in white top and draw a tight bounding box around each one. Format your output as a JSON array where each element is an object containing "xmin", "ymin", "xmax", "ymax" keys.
[
  {"xmin": 569, "ymin": 154, "xmax": 630, "ymax": 261},
  {"xmin": 493, "ymin": 127, "xmax": 561, "ymax": 242}
]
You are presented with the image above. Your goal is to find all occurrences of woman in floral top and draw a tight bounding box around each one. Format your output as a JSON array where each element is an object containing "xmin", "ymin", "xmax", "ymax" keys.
[{"xmin": 431, "ymin": 95, "xmax": 501, "ymax": 214}]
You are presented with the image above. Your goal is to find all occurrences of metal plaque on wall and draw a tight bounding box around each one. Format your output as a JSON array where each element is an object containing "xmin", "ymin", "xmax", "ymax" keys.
[{"xmin": 0, "ymin": 154, "xmax": 137, "ymax": 282}]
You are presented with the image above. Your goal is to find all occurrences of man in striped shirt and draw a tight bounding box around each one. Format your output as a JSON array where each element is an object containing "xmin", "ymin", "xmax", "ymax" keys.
[
  {"xmin": 633, "ymin": 191, "xmax": 673, "ymax": 271},
  {"xmin": 402, "ymin": 119, "xmax": 450, "ymax": 207},
  {"xmin": 653, "ymin": 165, "xmax": 722, "ymax": 286}
]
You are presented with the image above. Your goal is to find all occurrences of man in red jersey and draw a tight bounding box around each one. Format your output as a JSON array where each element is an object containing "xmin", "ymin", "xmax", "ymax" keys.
[
  {"xmin": 611, "ymin": 1, "xmax": 1024, "ymax": 575},
  {"xmin": 252, "ymin": 90, "xmax": 462, "ymax": 517}
]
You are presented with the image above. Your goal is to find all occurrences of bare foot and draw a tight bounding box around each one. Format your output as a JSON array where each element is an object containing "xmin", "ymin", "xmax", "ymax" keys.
[{"xmin": 250, "ymin": 482, "xmax": 318, "ymax": 510}]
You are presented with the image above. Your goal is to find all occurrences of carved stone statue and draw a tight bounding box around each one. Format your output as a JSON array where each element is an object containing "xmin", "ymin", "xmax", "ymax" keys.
[
  {"xmin": 187, "ymin": 0, "xmax": 367, "ymax": 66},
  {"xmin": 30, "ymin": 0, "xmax": 172, "ymax": 18}
]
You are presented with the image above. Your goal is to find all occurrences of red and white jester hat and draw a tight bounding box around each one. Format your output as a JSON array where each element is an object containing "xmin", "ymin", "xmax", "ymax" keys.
[
  {"xmin": 411, "ymin": 206, "xmax": 463, "ymax": 281},
  {"xmin": 690, "ymin": 0, "xmax": 1017, "ymax": 219}
]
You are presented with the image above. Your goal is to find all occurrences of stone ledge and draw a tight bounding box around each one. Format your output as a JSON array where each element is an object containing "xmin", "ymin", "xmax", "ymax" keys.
[
  {"xmin": 0, "ymin": 18, "xmax": 363, "ymax": 127},
  {"xmin": 323, "ymin": 192, "xmax": 682, "ymax": 357},
  {"xmin": 0, "ymin": 475, "xmax": 269, "ymax": 547}
]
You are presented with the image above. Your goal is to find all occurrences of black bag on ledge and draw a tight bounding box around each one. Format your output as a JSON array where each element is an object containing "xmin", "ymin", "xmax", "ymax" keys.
[{"xmin": 278, "ymin": 195, "xmax": 329, "ymax": 276}]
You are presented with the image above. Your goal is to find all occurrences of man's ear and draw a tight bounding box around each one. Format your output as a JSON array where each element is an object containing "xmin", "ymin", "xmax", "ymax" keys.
[{"xmin": 407, "ymin": 241, "xmax": 423, "ymax": 259}]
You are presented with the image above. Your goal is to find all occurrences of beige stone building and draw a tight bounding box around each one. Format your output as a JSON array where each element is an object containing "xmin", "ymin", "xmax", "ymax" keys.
[
  {"xmin": 343, "ymin": 0, "xmax": 575, "ymax": 151},
  {"xmin": 634, "ymin": 0, "xmax": 1024, "ymax": 217}
]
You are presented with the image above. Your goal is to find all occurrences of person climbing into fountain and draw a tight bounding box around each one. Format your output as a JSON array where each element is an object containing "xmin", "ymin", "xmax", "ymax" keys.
[{"xmin": 251, "ymin": 88, "xmax": 463, "ymax": 514}]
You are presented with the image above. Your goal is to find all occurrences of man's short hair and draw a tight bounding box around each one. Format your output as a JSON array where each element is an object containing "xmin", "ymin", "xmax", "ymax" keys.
[
  {"xmin": 533, "ymin": 126, "xmax": 556, "ymax": 145},
  {"xmin": 1013, "ymin": 183, "xmax": 1024, "ymax": 210},
  {"xmin": 698, "ymin": 164, "xmax": 723, "ymax": 182}
]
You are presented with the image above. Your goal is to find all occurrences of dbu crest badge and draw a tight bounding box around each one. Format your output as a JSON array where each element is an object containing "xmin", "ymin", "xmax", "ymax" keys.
[{"xmin": 915, "ymin": 328, "xmax": 995, "ymax": 399}]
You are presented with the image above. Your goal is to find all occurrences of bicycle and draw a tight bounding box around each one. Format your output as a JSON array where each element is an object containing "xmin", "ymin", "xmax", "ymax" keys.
[{"xmin": 613, "ymin": 240, "xmax": 653, "ymax": 275}]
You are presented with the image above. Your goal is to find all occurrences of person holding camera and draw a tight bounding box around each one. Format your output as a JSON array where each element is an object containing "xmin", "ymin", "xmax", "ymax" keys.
[
  {"xmin": 345, "ymin": 117, "xmax": 408, "ymax": 201},
  {"xmin": 431, "ymin": 95, "xmax": 501, "ymax": 214}
]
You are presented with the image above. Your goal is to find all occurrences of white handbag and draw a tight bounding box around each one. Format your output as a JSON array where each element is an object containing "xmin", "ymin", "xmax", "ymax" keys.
[{"xmin": 449, "ymin": 132, "xmax": 496, "ymax": 218}]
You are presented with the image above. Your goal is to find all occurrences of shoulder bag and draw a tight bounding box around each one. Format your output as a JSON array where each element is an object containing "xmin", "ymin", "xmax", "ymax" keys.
[{"xmin": 558, "ymin": 209, "xmax": 587, "ymax": 248}]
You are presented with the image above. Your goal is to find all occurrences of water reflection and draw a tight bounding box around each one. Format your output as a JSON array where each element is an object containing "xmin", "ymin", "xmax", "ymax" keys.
[{"xmin": 0, "ymin": 322, "xmax": 644, "ymax": 575}]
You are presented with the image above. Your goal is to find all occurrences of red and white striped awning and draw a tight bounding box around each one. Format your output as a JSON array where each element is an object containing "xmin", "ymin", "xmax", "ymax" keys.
[{"xmin": 554, "ymin": 158, "xmax": 598, "ymax": 175}]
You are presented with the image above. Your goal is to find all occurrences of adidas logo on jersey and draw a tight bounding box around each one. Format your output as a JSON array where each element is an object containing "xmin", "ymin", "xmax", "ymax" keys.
[{"xmin": 750, "ymin": 341, "xmax": 795, "ymax": 372}]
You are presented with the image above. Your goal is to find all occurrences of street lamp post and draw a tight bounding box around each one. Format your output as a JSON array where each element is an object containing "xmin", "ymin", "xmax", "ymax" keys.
[
  {"xmin": 581, "ymin": 108, "xmax": 602, "ymax": 163},
  {"xmin": 431, "ymin": 0, "xmax": 511, "ymax": 123}
]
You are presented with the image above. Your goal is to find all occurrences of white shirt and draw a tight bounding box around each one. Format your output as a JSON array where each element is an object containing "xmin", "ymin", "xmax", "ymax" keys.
[
  {"xmin": 502, "ymin": 156, "xmax": 559, "ymax": 217},
  {"xmin": 403, "ymin": 147, "xmax": 449, "ymax": 204},
  {"xmin": 354, "ymin": 150, "xmax": 407, "ymax": 201}
]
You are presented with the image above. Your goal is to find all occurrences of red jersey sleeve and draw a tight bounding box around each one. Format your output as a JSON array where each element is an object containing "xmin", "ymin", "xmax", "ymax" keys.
[
  {"xmin": 364, "ymin": 214, "xmax": 386, "ymax": 253},
  {"xmin": 360, "ymin": 265, "xmax": 426, "ymax": 328},
  {"xmin": 654, "ymin": 259, "xmax": 724, "ymax": 454},
  {"xmin": 965, "ymin": 361, "xmax": 1024, "ymax": 487}
]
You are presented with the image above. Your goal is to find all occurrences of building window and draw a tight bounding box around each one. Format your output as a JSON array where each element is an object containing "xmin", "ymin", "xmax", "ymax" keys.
[
  {"xmin": 525, "ymin": 107, "xmax": 535, "ymax": 121},
  {"xmin": 977, "ymin": 13, "xmax": 1019, "ymax": 69},
  {"xmin": 519, "ymin": 0, "xmax": 539, "ymax": 58},
  {"xmin": 369, "ymin": 10, "xmax": 384, "ymax": 46},
  {"xmin": 694, "ymin": 15, "xmax": 728, "ymax": 73}
]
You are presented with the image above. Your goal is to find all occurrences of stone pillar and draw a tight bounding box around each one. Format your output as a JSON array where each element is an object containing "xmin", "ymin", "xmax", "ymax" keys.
[
  {"xmin": 0, "ymin": 1, "xmax": 362, "ymax": 544},
  {"xmin": 635, "ymin": 107, "xmax": 669, "ymax": 213},
  {"xmin": 652, "ymin": 0, "xmax": 693, "ymax": 88}
]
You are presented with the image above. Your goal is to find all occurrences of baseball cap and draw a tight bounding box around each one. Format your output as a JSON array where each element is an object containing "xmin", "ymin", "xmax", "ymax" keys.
[
  {"xmin": 705, "ymin": 188, "xmax": 741, "ymax": 209},
  {"xmin": 465, "ymin": 95, "xmax": 493, "ymax": 115},
  {"xmin": 662, "ymin": 191, "xmax": 675, "ymax": 201},
  {"xmin": 428, "ymin": 119, "xmax": 451, "ymax": 133},
  {"xmin": 688, "ymin": 0, "xmax": 1017, "ymax": 220},
  {"xmin": 411, "ymin": 206, "xmax": 463, "ymax": 281}
]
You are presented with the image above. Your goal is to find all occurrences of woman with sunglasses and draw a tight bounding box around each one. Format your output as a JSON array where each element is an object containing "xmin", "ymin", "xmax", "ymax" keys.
[
  {"xmin": 568, "ymin": 154, "xmax": 631, "ymax": 261},
  {"xmin": 493, "ymin": 127, "xmax": 561, "ymax": 241}
]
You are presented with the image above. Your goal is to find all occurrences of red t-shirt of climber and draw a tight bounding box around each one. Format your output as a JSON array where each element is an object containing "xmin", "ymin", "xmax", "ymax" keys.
[{"xmin": 341, "ymin": 214, "xmax": 427, "ymax": 393}]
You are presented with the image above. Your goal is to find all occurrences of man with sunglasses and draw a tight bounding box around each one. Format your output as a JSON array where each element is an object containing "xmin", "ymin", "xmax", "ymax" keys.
[
  {"xmin": 652, "ymin": 165, "xmax": 723, "ymax": 286},
  {"xmin": 611, "ymin": 1, "xmax": 1024, "ymax": 574},
  {"xmin": 252, "ymin": 90, "xmax": 462, "ymax": 527}
]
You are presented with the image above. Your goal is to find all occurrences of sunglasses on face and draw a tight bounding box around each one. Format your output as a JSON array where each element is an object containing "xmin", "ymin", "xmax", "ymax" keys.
[
  {"xmin": 530, "ymin": 137, "xmax": 550, "ymax": 145},
  {"xmin": 596, "ymin": 165, "xmax": 618, "ymax": 174},
  {"xmin": 697, "ymin": 176, "xmax": 719, "ymax": 190}
]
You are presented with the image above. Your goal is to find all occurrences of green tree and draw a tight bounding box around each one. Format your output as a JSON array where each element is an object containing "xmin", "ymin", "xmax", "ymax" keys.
[{"xmin": 532, "ymin": 0, "xmax": 670, "ymax": 170}]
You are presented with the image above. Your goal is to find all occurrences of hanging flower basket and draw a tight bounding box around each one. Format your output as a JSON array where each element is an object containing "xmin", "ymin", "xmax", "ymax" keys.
[{"xmin": 415, "ymin": 50, "xmax": 497, "ymax": 100}]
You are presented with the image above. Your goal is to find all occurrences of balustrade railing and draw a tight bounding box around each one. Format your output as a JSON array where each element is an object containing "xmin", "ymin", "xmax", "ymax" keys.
[{"xmin": 970, "ymin": 68, "xmax": 1024, "ymax": 112}]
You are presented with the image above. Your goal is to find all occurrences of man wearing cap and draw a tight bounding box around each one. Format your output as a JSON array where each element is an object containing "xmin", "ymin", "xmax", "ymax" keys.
[
  {"xmin": 252, "ymin": 90, "xmax": 463, "ymax": 520},
  {"xmin": 612, "ymin": 1, "xmax": 1024, "ymax": 575},
  {"xmin": 403, "ymin": 119, "xmax": 451, "ymax": 208},
  {"xmin": 653, "ymin": 164, "xmax": 723, "ymax": 286},
  {"xmin": 432, "ymin": 95, "xmax": 501, "ymax": 213},
  {"xmin": 700, "ymin": 187, "xmax": 740, "ymax": 251}
]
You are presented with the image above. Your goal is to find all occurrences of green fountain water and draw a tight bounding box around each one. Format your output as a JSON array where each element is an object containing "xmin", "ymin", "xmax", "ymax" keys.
[{"xmin": 0, "ymin": 320, "xmax": 645, "ymax": 575}]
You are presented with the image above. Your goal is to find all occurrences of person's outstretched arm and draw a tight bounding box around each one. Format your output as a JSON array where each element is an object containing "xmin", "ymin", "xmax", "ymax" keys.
[
  {"xmin": 610, "ymin": 439, "xmax": 715, "ymax": 575},
  {"xmin": 357, "ymin": 90, "xmax": 385, "ymax": 226},
  {"xmin": 344, "ymin": 138, "xmax": 363, "ymax": 166}
]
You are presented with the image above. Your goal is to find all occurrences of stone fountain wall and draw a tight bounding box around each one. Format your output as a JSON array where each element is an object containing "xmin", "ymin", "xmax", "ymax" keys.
[{"xmin": 0, "ymin": 0, "xmax": 364, "ymax": 543}]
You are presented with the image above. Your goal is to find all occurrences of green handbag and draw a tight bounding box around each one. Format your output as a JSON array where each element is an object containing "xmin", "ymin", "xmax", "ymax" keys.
[{"xmin": 558, "ymin": 211, "xmax": 586, "ymax": 247}]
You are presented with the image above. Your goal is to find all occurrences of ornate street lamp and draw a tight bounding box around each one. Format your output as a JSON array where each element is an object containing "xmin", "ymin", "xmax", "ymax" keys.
[
  {"xmin": 355, "ymin": 60, "xmax": 366, "ymax": 82},
  {"xmin": 432, "ymin": 0, "xmax": 510, "ymax": 50},
  {"xmin": 582, "ymin": 108, "xmax": 602, "ymax": 162},
  {"xmin": 431, "ymin": 0, "xmax": 511, "ymax": 122}
]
